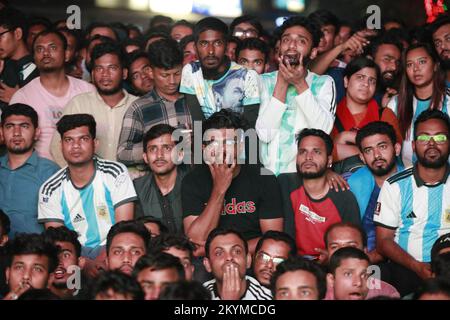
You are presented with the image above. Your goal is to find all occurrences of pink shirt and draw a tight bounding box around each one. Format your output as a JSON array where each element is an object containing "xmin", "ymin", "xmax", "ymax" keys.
[
  {"xmin": 10, "ymin": 76, "xmax": 94, "ymax": 160},
  {"xmin": 324, "ymin": 279, "xmax": 400, "ymax": 300}
]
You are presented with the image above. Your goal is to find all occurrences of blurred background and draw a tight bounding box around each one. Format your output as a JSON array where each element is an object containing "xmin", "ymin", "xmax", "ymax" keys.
[{"xmin": 12, "ymin": 0, "xmax": 435, "ymax": 32}]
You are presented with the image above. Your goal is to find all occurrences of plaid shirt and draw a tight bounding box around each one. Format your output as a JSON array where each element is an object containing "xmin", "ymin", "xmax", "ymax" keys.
[{"xmin": 117, "ymin": 89, "xmax": 192, "ymax": 167}]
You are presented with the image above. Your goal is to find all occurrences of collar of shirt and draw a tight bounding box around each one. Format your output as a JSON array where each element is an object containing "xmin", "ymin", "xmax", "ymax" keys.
[
  {"xmin": 0, "ymin": 150, "xmax": 38, "ymax": 170},
  {"xmin": 413, "ymin": 163, "xmax": 450, "ymax": 187},
  {"xmin": 94, "ymin": 89, "xmax": 135, "ymax": 109}
]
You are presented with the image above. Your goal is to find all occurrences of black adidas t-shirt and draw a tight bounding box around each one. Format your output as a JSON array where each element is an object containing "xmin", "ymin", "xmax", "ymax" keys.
[{"xmin": 181, "ymin": 165, "xmax": 283, "ymax": 240}]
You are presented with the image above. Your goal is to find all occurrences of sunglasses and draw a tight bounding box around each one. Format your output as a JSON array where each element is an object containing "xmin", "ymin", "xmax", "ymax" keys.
[
  {"xmin": 256, "ymin": 252, "xmax": 285, "ymax": 266},
  {"xmin": 416, "ymin": 134, "xmax": 448, "ymax": 144}
]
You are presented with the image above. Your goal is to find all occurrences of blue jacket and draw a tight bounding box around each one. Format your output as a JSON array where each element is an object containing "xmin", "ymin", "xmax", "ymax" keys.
[{"xmin": 348, "ymin": 161, "xmax": 404, "ymax": 220}]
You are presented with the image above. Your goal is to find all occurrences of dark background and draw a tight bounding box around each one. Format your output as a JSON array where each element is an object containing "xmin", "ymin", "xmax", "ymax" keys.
[{"xmin": 11, "ymin": 0, "xmax": 442, "ymax": 32}]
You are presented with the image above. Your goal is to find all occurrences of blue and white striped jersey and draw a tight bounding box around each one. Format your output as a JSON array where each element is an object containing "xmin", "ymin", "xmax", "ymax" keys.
[
  {"xmin": 374, "ymin": 166, "xmax": 450, "ymax": 262},
  {"xmin": 38, "ymin": 158, "xmax": 137, "ymax": 248}
]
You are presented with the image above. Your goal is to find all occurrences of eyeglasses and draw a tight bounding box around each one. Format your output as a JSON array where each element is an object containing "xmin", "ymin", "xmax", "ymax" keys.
[
  {"xmin": 256, "ymin": 252, "xmax": 285, "ymax": 266},
  {"xmin": 233, "ymin": 29, "xmax": 258, "ymax": 39},
  {"xmin": 416, "ymin": 134, "xmax": 448, "ymax": 144},
  {"xmin": 0, "ymin": 29, "xmax": 11, "ymax": 37}
]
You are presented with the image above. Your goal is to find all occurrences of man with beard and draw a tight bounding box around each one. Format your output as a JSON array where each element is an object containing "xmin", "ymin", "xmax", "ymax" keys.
[
  {"xmin": 44, "ymin": 226, "xmax": 88, "ymax": 299},
  {"xmin": 256, "ymin": 16, "xmax": 336, "ymax": 176},
  {"xmin": 346, "ymin": 121, "xmax": 404, "ymax": 263},
  {"xmin": 9, "ymin": 29, "xmax": 94, "ymax": 161},
  {"xmin": 0, "ymin": 104, "xmax": 59, "ymax": 235},
  {"xmin": 367, "ymin": 31, "xmax": 403, "ymax": 108},
  {"xmin": 277, "ymin": 128, "xmax": 360, "ymax": 259},
  {"xmin": 38, "ymin": 114, "xmax": 137, "ymax": 259},
  {"xmin": 374, "ymin": 109, "xmax": 450, "ymax": 296},
  {"xmin": 133, "ymin": 124, "xmax": 189, "ymax": 234},
  {"xmin": 179, "ymin": 17, "xmax": 261, "ymax": 128},
  {"xmin": 106, "ymin": 221, "xmax": 150, "ymax": 276},
  {"xmin": 252, "ymin": 231, "xmax": 296, "ymax": 288},
  {"xmin": 50, "ymin": 41, "xmax": 137, "ymax": 167},
  {"xmin": 430, "ymin": 13, "xmax": 450, "ymax": 86}
]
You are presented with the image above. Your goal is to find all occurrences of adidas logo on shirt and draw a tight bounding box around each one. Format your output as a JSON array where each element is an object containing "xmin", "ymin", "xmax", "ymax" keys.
[
  {"xmin": 406, "ymin": 211, "xmax": 417, "ymax": 219},
  {"xmin": 73, "ymin": 214, "xmax": 85, "ymax": 223}
]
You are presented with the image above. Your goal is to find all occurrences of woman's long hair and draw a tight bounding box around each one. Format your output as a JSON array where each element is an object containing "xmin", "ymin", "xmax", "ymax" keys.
[{"xmin": 397, "ymin": 42, "xmax": 445, "ymax": 138}]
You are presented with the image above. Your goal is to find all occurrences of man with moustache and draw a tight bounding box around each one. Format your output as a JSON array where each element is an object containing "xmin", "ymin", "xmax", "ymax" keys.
[
  {"xmin": 133, "ymin": 124, "xmax": 189, "ymax": 234},
  {"xmin": 347, "ymin": 121, "xmax": 404, "ymax": 263},
  {"xmin": 252, "ymin": 231, "xmax": 296, "ymax": 288},
  {"xmin": 0, "ymin": 104, "xmax": 59, "ymax": 236},
  {"xmin": 106, "ymin": 221, "xmax": 150, "ymax": 276},
  {"xmin": 50, "ymin": 41, "xmax": 137, "ymax": 167},
  {"xmin": 9, "ymin": 29, "xmax": 94, "ymax": 160},
  {"xmin": 367, "ymin": 31, "xmax": 403, "ymax": 108},
  {"xmin": 179, "ymin": 17, "xmax": 261, "ymax": 128},
  {"xmin": 430, "ymin": 13, "xmax": 450, "ymax": 85},
  {"xmin": 277, "ymin": 128, "xmax": 360, "ymax": 260},
  {"xmin": 375, "ymin": 109, "xmax": 450, "ymax": 296}
]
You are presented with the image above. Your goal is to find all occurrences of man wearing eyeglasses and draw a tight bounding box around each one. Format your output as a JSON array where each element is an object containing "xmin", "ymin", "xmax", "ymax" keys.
[
  {"xmin": 0, "ymin": 7, "xmax": 39, "ymax": 110},
  {"xmin": 374, "ymin": 109, "xmax": 450, "ymax": 297},
  {"xmin": 252, "ymin": 231, "xmax": 296, "ymax": 288}
]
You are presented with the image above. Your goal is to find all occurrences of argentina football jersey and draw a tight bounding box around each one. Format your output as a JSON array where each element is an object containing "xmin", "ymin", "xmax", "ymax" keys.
[{"xmin": 38, "ymin": 158, "xmax": 137, "ymax": 248}]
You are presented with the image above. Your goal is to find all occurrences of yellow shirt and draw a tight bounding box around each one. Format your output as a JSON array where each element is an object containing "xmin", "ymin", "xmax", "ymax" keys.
[{"xmin": 50, "ymin": 90, "xmax": 138, "ymax": 167}]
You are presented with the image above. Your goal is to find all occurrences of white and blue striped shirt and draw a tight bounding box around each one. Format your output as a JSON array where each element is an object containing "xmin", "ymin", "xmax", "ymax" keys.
[
  {"xmin": 38, "ymin": 158, "xmax": 137, "ymax": 248},
  {"xmin": 374, "ymin": 166, "xmax": 450, "ymax": 262}
]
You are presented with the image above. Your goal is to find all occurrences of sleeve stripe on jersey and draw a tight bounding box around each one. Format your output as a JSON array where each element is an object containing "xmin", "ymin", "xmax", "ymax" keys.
[
  {"xmin": 37, "ymin": 218, "xmax": 65, "ymax": 224},
  {"xmin": 97, "ymin": 166, "xmax": 120, "ymax": 179},
  {"xmin": 42, "ymin": 170, "xmax": 68, "ymax": 197},
  {"xmin": 330, "ymin": 80, "xmax": 336, "ymax": 114},
  {"xmin": 97, "ymin": 162, "xmax": 121, "ymax": 176},
  {"xmin": 248, "ymin": 283, "xmax": 271, "ymax": 300},
  {"xmin": 114, "ymin": 197, "xmax": 138, "ymax": 209},
  {"xmin": 374, "ymin": 221, "xmax": 398, "ymax": 230},
  {"xmin": 386, "ymin": 167, "xmax": 413, "ymax": 184},
  {"xmin": 97, "ymin": 159, "xmax": 125, "ymax": 174}
]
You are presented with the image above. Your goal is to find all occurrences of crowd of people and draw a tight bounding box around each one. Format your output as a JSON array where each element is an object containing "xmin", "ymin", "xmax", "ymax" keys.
[{"xmin": 0, "ymin": 2, "xmax": 450, "ymax": 301}]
